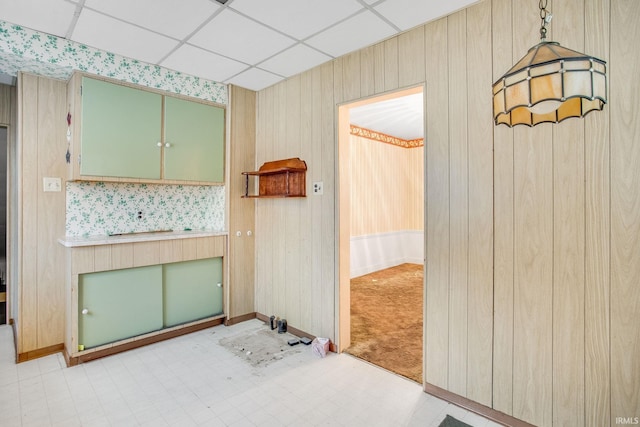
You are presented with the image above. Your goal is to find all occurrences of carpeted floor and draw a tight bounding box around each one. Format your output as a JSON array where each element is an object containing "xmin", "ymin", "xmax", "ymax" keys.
[{"xmin": 346, "ymin": 263, "xmax": 423, "ymax": 383}]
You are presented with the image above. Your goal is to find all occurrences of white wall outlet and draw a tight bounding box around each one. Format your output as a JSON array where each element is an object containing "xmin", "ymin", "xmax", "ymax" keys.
[
  {"xmin": 43, "ymin": 177, "xmax": 62, "ymax": 192},
  {"xmin": 313, "ymin": 181, "xmax": 323, "ymax": 195}
]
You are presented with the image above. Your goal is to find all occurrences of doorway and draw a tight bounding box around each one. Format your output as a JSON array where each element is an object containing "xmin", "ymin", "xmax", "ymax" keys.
[{"xmin": 337, "ymin": 85, "xmax": 425, "ymax": 383}]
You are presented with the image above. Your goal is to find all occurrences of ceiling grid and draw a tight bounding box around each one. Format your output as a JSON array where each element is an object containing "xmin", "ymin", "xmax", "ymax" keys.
[{"xmin": 0, "ymin": 0, "xmax": 480, "ymax": 91}]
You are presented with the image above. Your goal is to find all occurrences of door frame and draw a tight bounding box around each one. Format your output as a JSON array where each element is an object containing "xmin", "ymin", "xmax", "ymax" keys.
[
  {"xmin": 0, "ymin": 125, "xmax": 7, "ymax": 324},
  {"xmin": 335, "ymin": 84, "xmax": 426, "ymax": 355}
]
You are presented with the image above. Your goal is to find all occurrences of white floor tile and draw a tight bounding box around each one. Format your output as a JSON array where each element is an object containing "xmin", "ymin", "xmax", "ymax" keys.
[{"xmin": 0, "ymin": 320, "xmax": 497, "ymax": 427}]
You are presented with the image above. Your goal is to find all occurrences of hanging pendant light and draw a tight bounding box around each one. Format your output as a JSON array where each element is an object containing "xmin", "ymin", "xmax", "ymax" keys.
[{"xmin": 492, "ymin": 0, "xmax": 607, "ymax": 127}]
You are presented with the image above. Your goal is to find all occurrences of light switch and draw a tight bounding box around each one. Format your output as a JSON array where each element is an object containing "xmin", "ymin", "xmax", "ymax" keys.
[{"xmin": 43, "ymin": 177, "xmax": 62, "ymax": 192}]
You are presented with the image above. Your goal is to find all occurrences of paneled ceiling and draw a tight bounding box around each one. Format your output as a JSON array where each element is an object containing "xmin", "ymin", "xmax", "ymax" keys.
[
  {"xmin": 0, "ymin": 0, "xmax": 479, "ymax": 92},
  {"xmin": 350, "ymin": 92, "xmax": 424, "ymax": 140}
]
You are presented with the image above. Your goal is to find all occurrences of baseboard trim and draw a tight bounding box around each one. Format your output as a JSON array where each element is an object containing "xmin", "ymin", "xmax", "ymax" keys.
[
  {"xmin": 255, "ymin": 312, "xmax": 274, "ymax": 328},
  {"xmin": 225, "ymin": 312, "xmax": 256, "ymax": 326},
  {"xmin": 255, "ymin": 312, "xmax": 313, "ymax": 339},
  {"xmin": 254, "ymin": 312, "xmax": 337, "ymax": 352},
  {"xmin": 17, "ymin": 343, "xmax": 64, "ymax": 363},
  {"xmin": 66, "ymin": 317, "xmax": 225, "ymax": 366},
  {"xmin": 423, "ymin": 382, "xmax": 536, "ymax": 427}
]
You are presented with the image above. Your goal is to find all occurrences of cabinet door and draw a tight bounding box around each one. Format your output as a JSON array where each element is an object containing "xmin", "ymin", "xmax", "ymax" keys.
[
  {"xmin": 164, "ymin": 96, "xmax": 225, "ymax": 182},
  {"xmin": 79, "ymin": 265, "xmax": 163, "ymax": 349},
  {"xmin": 163, "ymin": 258, "xmax": 223, "ymax": 327},
  {"xmin": 80, "ymin": 77, "xmax": 162, "ymax": 179}
]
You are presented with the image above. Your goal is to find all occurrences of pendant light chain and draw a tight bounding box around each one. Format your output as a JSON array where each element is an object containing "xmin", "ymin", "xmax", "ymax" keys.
[{"xmin": 539, "ymin": 0, "xmax": 551, "ymax": 41}]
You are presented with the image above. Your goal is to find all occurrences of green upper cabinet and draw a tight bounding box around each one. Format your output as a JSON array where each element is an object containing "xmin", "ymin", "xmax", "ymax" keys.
[
  {"xmin": 164, "ymin": 96, "xmax": 225, "ymax": 182},
  {"xmin": 80, "ymin": 77, "xmax": 162, "ymax": 179},
  {"xmin": 75, "ymin": 75, "xmax": 225, "ymax": 184}
]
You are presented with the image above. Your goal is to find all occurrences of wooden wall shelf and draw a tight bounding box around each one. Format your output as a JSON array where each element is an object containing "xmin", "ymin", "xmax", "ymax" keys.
[{"xmin": 242, "ymin": 158, "xmax": 307, "ymax": 198}]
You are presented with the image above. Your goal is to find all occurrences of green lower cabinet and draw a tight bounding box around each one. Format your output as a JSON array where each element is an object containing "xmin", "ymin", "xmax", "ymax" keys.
[
  {"xmin": 79, "ymin": 265, "xmax": 163, "ymax": 349},
  {"xmin": 78, "ymin": 258, "xmax": 223, "ymax": 350},
  {"xmin": 163, "ymin": 258, "xmax": 223, "ymax": 327}
]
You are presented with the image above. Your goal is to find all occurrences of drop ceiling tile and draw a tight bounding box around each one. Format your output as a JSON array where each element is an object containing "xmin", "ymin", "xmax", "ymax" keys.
[
  {"xmin": 84, "ymin": 0, "xmax": 219, "ymax": 39},
  {"xmin": 1, "ymin": 0, "xmax": 481, "ymax": 93},
  {"xmin": 375, "ymin": 0, "xmax": 480, "ymax": 31},
  {"xmin": 161, "ymin": 44, "xmax": 248, "ymax": 83},
  {"xmin": 305, "ymin": 11, "xmax": 397, "ymax": 58},
  {"xmin": 190, "ymin": 9, "xmax": 296, "ymax": 65},
  {"xmin": 226, "ymin": 67, "xmax": 284, "ymax": 91},
  {"xmin": 0, "ymin": 0, "xmax": 77, "ymax": 37},
  {"xmin": 259, "ymin": 44, "xmax": 331, "ymax": 78},
  {"xmin": 72, "ymin": 9, "xmax": 179, "ymax": 64},
  {"xmin": 229, "ymin": 0, "xmax": 363, "ymax": 40}
]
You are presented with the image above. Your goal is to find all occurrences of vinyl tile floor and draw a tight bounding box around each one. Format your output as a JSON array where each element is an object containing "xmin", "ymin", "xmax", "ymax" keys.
[{"xmin": 0, "ymin": 320, "xmax": 501, "ymax": 427}]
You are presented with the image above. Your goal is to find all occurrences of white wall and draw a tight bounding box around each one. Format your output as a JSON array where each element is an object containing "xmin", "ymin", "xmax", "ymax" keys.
[{"xmin": 350, "ymin": 230, "xmax": 423, "ymax": 278}]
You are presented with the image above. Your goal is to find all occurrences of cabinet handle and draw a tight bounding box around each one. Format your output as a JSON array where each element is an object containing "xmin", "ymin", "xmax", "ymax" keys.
[
  {"xmin": 165, "ymin": 142, "xmax": 171, "ymax": 148},
  {"xmin": 157, "ymin": 142, "xmax": 162, "ymax": 147},
  {"xmin": 81, "ymin": 308, "xmax": 89, "ymax": 315},
  {"xmin": 216, "ymin": 283, "xmax": 222, "ymax": 288}
]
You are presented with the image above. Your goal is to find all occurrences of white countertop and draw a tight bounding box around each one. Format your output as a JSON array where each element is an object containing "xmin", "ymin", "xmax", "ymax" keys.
[{"xmin": 58, "ymin": 229, "xmax": 227, "ymax": 248}]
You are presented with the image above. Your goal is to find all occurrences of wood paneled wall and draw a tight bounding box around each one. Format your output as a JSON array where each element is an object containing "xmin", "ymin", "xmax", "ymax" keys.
[
  {"xmin": 610, "ymin": 0, "xmax": 640, "ymax": 422},
  {"xmin": 17, "ymin": 73, "xmax": 67, "ymax": 355},
  {"xmin": 228, "ymin": 85, "xmax": 256, "ymax": 320},
  {"xmin": 0, "ymin": 83, "xmax": 16, "ymax": 325},
  {"xmin": 0, "ymin": 84, "xmax": 13, "ymax": 124},
  {"xmin": 255, "ymin": 69, "xmax": 336, "ymax": 339},
  {"xmin": 350, "ymin": 135, "xmax": 423, "ymax": 236},
  {"xmin": 254, "ymin": 0, "xmax": 640, "ymax": 425}
]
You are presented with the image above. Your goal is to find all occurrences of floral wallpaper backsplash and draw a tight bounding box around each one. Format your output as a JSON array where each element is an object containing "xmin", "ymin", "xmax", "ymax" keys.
[
  {"xmin": 66, "ymin": 182, "xmax": 225, "ymax": 237},
  {"xmin": 0, "ymin": 20, "xmax": 227, "ymax": 104}
]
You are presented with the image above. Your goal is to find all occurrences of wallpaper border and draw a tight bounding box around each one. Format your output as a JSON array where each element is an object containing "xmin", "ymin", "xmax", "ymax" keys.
[{"xmin": 350, "ymin": 124, "xmax": 423, "ymax": 148}]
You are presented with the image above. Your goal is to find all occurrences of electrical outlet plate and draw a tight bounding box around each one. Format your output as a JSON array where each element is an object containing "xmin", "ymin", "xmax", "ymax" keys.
[
  {"xmin": 313, "ymin": 181, "xmax": 323, "ymax": 195},
  {"xmin": 43, "ymin": 177, "xmax": 62, "ymax": 192}
]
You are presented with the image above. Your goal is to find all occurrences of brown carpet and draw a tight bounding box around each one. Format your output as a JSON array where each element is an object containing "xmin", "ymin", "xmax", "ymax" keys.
[{"xmin": 346, "ymin": 263, "xmax": 423, "ymax": 383}]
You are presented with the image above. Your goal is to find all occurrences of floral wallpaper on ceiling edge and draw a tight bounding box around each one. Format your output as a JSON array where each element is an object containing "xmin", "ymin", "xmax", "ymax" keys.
[
  {"xmin": 0, "ymin": 20, "xmax": 227, "ymax": 104},
  {"xmin": 66, "ymin": 182, "xmax": 225, "ymax": 237}
]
